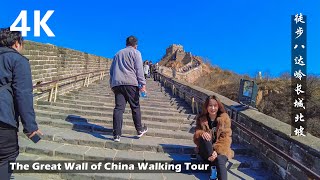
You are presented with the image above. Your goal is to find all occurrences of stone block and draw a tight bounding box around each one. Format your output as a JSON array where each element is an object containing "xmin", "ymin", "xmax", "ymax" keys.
[
  {"xmin": 266, "ymin": 149, "xmax": 288, "ymax": 169},
  {"xmin": 94, "ymin": 173, "xmax": 130, "ymax": 180},
  {"xmin": 55, "ymin": 144, "xmax": 89, "ymax": 160},
  {"xmin": 288, "ymin": 163, "xmax": 308, "ymax": 180},
  {"xmin": 25, "ymin": 141, "xmax": 63, "ymax": 156},
  {"xmin": 84, "ymin": 147, "xmax": 116, "ymax": 161},
  {"xmin": 270, "ymin": 163, "xmax": 287, "ymax": 180}
]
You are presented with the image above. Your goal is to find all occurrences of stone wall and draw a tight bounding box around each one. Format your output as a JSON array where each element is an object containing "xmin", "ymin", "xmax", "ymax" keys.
[
  {"xmin": 166, "ymin": 44, "xmax": 183, "ymax": 55},
  {"xmin": 156, "ymin": 72, "xmax": 320, "ymax": 180},
  {"xmin": 175, "ymin": 51, "xmax": 185, "ymax": 61},
  {"xmin": 159, "ymin": 65, "xmax": 203, "ymax": 83},
  {"xmin": 22, "ymin": 41, "xmax": 111, "ymax": 100},
  {"xmin": 181, "ymin": 52, "xmax": 192, "ymax": 64}
]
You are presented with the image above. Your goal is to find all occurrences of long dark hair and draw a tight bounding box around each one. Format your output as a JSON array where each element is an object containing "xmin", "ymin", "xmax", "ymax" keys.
[
  {"xmin": 202, "ymin": 95, "xmax": 226, "ymax": 116},
  {"xmin": 195, "ymin": 95, "xmax": 226, "ymax": 129}
]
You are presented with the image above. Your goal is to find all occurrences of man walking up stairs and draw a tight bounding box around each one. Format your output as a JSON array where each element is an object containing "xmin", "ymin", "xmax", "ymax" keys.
[{"xmin": 109, "ymin": 36, "xmax": 148, "ymax": 142}]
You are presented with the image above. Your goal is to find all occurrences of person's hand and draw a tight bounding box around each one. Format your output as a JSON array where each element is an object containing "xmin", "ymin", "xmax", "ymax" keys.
[
  {"xmin": 27, "ymin": 129, "xmax": 43, "ymax": 139},
  {"xmin": 201, "ymin": 132, "xmax": 211, "ymax": 141},
  {"xmin": 208, "ymin": 151, "xmax": 218, "ymax": 161},
  {"xmin": 140, "ymin": 85, "xmax": 146, "ymax": 92}
]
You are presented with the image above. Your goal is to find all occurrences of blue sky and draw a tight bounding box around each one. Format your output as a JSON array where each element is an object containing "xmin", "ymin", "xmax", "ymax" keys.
[{"xmin": 1, "ymin": 0, "xmax": 319, "ymax": 77}]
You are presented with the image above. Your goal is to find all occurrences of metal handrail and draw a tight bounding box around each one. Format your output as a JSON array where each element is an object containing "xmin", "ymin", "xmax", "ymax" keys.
[
  {"xmin": 156, "ymin": 71, "xmax": 320, "ymax": 179},
  {"xmin": 232, "ymin": 120, "xmax": 320, "ymax": 180}
]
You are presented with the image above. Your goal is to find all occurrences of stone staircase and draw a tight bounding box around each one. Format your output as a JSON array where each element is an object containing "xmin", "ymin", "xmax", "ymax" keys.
[{"xmin": 14, "ymin": 77, "xmax": 273, "ymax": 180}]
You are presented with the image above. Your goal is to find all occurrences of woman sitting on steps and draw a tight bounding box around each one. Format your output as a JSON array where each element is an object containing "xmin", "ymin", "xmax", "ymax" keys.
[{"xmin": 193, "ymin": 95, "xmax": 234, "ymax": 180}]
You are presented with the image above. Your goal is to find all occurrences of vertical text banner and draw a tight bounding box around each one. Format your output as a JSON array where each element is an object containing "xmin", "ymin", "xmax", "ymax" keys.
[{"xmin": 291, "ymin": 13, "xmax": 307, "ymax": 136}]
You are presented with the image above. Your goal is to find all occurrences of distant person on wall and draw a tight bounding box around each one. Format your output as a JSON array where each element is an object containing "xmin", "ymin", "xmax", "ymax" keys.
[
  {"xmin": 143, "ymin": 60, "xmax": 149, "ymax": 79},
  {"xmin": 149, "ymin": 61, "xmax": 153, "ymax": 78},
  {"xmin": 109, "ymin": 35, "xmax": 148, "ymax": 142},
  {"xmin": 193, "ymin": 95, "xmax": 234, "ymax": 180},
  {"xmin": 153, "ymin": 63, "xmax": 159, "ymax": 81},
  {"xmin": 0, "ymin": 28, "xmax": 43, "ymax": 180}
]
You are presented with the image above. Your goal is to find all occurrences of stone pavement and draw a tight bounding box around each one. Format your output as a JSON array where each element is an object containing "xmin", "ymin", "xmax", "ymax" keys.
[{"xmin": 14, "ymin": 77, "xmax": 273, "ymax": 180}]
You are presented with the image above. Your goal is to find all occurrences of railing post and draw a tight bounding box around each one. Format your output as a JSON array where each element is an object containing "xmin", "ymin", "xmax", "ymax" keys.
[
  {"xmin": 48, "ymin": 85, "xmax": 54, "ymax": 102},
  {"xmin": 196, "ymin": 101, "xmax": 199, "ymax": 114},
  {"xmin": 54, "ymin": 82, "xmax": 58, "ymax": 102},
  {"xmin": 172, "ymin": 84, "xmax": 175, "ymax": 95},
  {"xmin": 84, "ymin": 76, "xmax": 88, "ymax": 87},
  {"xmin": 191, "ymin": 97, "xmax": 195, "ymax": 114},
  {"xmin": 87, "ymin": 74, "xmax": 90, "ymax": 87}
]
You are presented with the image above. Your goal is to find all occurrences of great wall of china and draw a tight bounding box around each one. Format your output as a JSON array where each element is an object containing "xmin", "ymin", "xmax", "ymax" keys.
[{"xmin": 12, "ymin": 41, "xmax": 320, "ymax": 180}]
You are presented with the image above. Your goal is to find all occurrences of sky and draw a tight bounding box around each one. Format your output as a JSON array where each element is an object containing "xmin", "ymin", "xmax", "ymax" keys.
[{"xmin": 0, "ymin": 0, "xmax": 319, "ymax": 77}]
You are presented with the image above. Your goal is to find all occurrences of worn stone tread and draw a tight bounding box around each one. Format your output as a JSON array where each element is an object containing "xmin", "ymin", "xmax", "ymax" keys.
[
  {"xmin": 34, "ymin": 109, "xmax": 194, "ymax": 132},
  {"xmin": 35, "ymin": 116, "xmax": 193, "ymax": 140}
]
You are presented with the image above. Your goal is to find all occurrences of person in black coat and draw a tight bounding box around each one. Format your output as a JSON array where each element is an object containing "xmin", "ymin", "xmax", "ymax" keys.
[{"xmin": 0, "ymin": 27, "xmax": 43, "ymax": 179}]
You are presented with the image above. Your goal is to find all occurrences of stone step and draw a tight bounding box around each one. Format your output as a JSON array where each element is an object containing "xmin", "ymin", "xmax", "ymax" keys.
[
  {"xmin": 13, "ymin": 174, "xmax": 62, "ymax": 180},
  {"xmin": 19, "ymin": 123, "xmax": 253, "ymax": 158},
  {"xmin": 62, "ymin": 82, "xmax": 187, "ymax": 103},
  {"xmin": 70, "ymin": 89, "xmax": 166, "ymax": 97},
  {"xmin": 36, "ymin": 117, "xmax": 193, "ymax": 140},
  {"xmin": 34, "ymin": 109, "xmax": 195, "ymax": 132},
  {"xmin": 15, "ymin": 152, "xmax": 270, "ymax": 180},
  {"xmin": 15, "ymin": 168, "xmax": 271, "ymax": 180},
  {"xmin": 18, "ymin": 137, "xmax": 263, "ymax": 171},
  {"xmin": 81, "ymin": 86, "xmax": 165, "ymax": 95},
  {"xmin": 84, "ymin": 80, "xmax": 162, "ymax": 90},
  {"xmin": 16, "ymin": 148, "xmax": 268, "ymax": 180},
  {"xmin": 70, "ymin": 88, "xmax": 168, "ymax": 98},
  {"xmin": 18, "ymin": 138, "xmax": 193, "ymax": 161},
  {"xmin": 51, "ymin": 99, "xmax": 195, "ymax": 115},
  {"xmin": 35, "ymin": 101, "xmax": 194, "ymax": 119},
  {"xmin": 60, "ymin": 93, "xmax": 189, "ymax": 107},
  {"xmin": 34, "ymin": 105, "xmax": 195, "ymax": 124},
  {"xmin": 15, "ymin": 153, "xmax": 197, "ymax": 180},
  {"xmin": 57, "ymin": 95, "xmax": 190, "ymax": 111},
  {"xmin": 19, "ymin": 124, "xmax": 195, "ymax": 154},
  {"xmin": 53, "ymin": 98, "xmax": 194, "ymax": 114}
]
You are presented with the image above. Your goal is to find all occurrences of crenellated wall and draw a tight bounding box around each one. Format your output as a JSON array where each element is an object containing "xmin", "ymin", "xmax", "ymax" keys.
[
  {"xmin": 158, "ymin": 65, "xmax": 203, "ymax": 83},
  {"xmin": 156, "ymin": 72, "xmax": 320, "ymax": 180}
]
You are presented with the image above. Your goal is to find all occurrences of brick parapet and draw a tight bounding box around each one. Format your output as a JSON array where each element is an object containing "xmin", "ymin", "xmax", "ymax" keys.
[{"xmin": 21, "ymin": 41, "xmax": 111, "ymax": 100}]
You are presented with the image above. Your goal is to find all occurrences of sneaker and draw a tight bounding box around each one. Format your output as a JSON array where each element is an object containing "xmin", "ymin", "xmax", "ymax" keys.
[
  {"xmin": 113, "ymin": 135, "xmax": 120, "ymax": 142},
  {"xmin": 137, "ymin": 126, "xmax": 148, "ymax": 138}
]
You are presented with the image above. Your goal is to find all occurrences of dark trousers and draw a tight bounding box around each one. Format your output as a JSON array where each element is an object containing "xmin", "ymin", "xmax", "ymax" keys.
[
  {"xmin": 0, "ymin": 127, "xmax": 19, "ymax": 180},
  {"xmin": 199, "ymin": 137, "xmax": 228, "ymax": 180},
  {"xmin": 153, "ymin": 72, "xmax": 157, "ymax": 81},
  {"xmin": 112, "ymin": 85, "xmax": 142, "ymax": 136}
]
